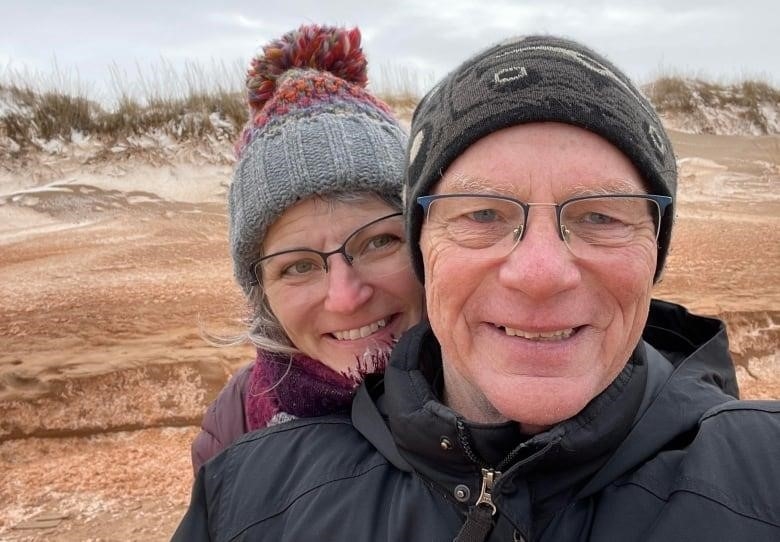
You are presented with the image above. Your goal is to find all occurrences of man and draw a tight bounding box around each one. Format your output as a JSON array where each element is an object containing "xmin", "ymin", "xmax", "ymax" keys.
[{"xmin": 174, "ymin": 35, "xmax": 780, "ymax": 541}]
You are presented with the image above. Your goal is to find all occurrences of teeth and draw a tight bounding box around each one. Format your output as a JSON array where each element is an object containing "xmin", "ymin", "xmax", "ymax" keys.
[
  {"xmin": 504, "ymin": 327, "xmax": 574, "ymax": 341},
  {"xmin": 333, "ymin": 319, "xmax": 387, "ymax": 341}
]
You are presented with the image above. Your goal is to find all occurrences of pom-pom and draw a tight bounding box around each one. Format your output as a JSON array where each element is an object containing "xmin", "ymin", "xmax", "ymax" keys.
[{"xmin": 246, "ymin": 25, "xmax": 367, "ymax": 116}]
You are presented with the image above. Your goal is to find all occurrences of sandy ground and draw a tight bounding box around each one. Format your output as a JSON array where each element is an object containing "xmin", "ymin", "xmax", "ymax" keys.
[{"xmin": 0, "ymin": 130, "xmax": 778, "ymax": 541}]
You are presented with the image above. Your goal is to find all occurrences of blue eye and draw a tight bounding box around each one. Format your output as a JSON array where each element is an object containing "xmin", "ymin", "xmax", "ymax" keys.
[
  {"xmin": 581, "ymin": 212, "xmax": 618, "ymax": 225},
  {"xmin": 469, "ymin": 209, "xmax": 498, "ymax": 223}
]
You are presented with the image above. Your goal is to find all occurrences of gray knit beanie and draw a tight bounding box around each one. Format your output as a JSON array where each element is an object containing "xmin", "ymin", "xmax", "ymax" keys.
[
  {"xmin": 229, "ymin": 25, "xmax": 407, "ymax": 294},
  {"xmin": 406, "ymin": 35, "xmax": 676, "ymax": 283}
]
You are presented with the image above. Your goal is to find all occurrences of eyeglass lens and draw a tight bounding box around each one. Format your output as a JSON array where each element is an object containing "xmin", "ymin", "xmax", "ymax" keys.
[
  {"xmin": 424, "ymin": 195, "xmax": 662, "ymax": 260},
  {"xmin": 256, "ymin": 214, "xmax": 409, "ymax": 288}
]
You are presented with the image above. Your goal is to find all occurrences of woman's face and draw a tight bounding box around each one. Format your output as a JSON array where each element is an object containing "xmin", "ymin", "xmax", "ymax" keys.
[{"xmin": 261, "ymin": 196, "xmax": 423, "ymax": 374}]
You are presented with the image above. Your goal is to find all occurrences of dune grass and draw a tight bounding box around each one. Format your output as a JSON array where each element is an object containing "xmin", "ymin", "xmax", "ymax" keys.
[
  {"xmin": 645, "ymin": 77, "xmax": 780, "ymax": 134},
  {"xmin": 0, "ymin": 85, "xmax": 246, "ymax": 154},
  {"xmin": 0, "ymin": 59, "xmax": 248, "ymax": 152},
  {"xmin": 0, "ymin": 59, "xmax": 436, "ymax": 156},
  {"xmin": 1, "ymin": 62, "xmax": 778, "ymax": 158}
]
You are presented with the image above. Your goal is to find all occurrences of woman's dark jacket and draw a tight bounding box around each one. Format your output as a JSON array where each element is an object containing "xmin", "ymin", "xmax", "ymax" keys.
[
  {"xmin": 173, "ymin": 300, "xmax": 780, "ymax": 541},
  {"xmin": 191, "ymin": 364, "xmax": 252, "ymax": 474}
]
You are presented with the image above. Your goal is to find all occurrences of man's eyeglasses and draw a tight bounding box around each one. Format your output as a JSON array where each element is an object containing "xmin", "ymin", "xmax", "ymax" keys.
[
  {"xmin": 251, "ymin": 212, "xmax": 408, "ymax": 289},
  {"xmin": 417, "ymin": 193, "xmax": 672, "ymax": 261}
]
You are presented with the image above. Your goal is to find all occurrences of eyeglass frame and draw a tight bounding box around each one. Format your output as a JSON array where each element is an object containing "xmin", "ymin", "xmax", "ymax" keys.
[
  {"xmin": 417, "ymin": 193, "xmax": 673, "ymax": 246},
  {"xmin": 248, "ymin": 212, "xmax": 404, "ymax": 286}
]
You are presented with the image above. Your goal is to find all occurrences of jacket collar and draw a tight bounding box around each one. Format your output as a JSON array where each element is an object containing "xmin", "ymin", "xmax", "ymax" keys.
[
  {"xmin": 363, "ymin": 320, "xmax": 647, "ymax": 492},
  {"xmin": 576, "ymin": 299, "xmax": 737, "ymax": 497},
  {"xmin": 353, "ymin": 299, "xmax": 736, "ymax": 501}
]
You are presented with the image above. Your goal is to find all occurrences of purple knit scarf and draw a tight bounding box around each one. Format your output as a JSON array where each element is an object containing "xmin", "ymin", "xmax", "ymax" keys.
[{"xmin": 245, "ymin": 349, "xmax": 388, "ymax": 431}]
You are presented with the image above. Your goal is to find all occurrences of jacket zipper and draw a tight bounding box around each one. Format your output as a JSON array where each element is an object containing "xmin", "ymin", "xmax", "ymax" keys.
[
  {"xmin": 453, "ymin": 468, "xmax": 501, "ymax": 542},
  {"xmin": 475, "ymin": 467, "xmax": 499, "ymax": 515}
]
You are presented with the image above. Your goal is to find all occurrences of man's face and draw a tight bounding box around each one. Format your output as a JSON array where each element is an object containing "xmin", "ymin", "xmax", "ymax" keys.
[{"xmin": 420, "ymin": 123, "xmax": 657, "ymax": 431}]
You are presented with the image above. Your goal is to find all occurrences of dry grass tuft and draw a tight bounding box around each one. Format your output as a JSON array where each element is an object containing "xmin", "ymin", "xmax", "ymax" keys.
[
  {"xmin": 1, "ymin": 83, "xmax": 246, "ymax": 154},
  {"xmin": 646, "ymin": 77, "xmax": 698, "ymax": 114},
  {"xmin": 645, "ymin": 76, "xmax": 780, "ymax": 134}
]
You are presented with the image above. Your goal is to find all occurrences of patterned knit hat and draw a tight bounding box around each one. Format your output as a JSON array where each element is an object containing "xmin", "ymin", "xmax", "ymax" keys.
[
  {"xmin": 406, "ymin": 35, "xmax": 677, "ymax": 283},
  {"xmin": 229, "ymin": 25, "xmax": 407, "ymax": 294}
]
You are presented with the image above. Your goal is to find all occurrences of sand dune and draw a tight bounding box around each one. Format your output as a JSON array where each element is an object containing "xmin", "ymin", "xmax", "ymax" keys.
[{"xmin": 0, "ymin": 129, "xmax": 778, "ymax": 540}]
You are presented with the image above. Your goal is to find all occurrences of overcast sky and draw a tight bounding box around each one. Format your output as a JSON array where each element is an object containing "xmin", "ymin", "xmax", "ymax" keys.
[{"xmin": 1, "ymin": 0, "xmax": 778, "ymax": 102}]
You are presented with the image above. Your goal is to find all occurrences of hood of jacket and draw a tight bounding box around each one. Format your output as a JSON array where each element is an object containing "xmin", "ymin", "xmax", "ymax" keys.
[{"xmin": 353, "ymin": 298, "xmax": 737, "ymax": 508}]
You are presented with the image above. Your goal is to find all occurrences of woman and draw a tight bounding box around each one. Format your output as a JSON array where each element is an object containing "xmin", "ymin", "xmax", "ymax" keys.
[{"xmin": 191, "ymin": 25, "xmax": 423, "ymax": 472}]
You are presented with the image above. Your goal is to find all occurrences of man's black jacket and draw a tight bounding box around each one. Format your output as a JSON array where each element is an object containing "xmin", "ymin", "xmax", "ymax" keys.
[{"xmin": 173, "ymin": 300, "xmax": 780, "ymax": 541}]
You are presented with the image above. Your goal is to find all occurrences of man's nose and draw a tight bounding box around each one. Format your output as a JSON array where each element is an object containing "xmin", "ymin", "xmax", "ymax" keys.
[
  {"xmin": 498, "ymin": 208, "xmax": 581, "ymax": 298},
  {"xmin": 322, "ymin": 256, "xmax": 373, "ymax": 313}
]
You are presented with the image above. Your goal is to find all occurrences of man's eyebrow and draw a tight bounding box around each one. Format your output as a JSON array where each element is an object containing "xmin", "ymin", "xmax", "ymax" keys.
[
  {"xmin": 440, "ymin": 172, "xmax": 518, "ymax": 196},
  {"xmin": 442, "ymin": 173, "xmax": 645, "ymax": 197},
  {"xmin": 567, "ymin": 179, "xmax": 644, "ymax": 196}
]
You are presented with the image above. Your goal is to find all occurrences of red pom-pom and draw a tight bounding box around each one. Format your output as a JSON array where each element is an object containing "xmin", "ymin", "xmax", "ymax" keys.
[{"xmin": 246, "ymin": 25, "xmax": 368, "ymax": 116}]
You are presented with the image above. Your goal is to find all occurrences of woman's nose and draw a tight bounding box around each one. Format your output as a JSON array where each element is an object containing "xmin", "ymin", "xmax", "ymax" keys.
[{"xmin": 322, "ymin": 257, "xmax": 373, "ymax": 313}]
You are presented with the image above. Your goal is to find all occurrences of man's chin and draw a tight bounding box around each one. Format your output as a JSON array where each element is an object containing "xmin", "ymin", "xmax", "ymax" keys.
[{"xmin": 487, "ymin": 379, "xmax": 598, "ymax": 431}]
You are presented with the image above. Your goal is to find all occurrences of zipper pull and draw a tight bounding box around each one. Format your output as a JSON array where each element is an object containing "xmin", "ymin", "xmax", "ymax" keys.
[
  {"xmin": 475, "ymin": 468, "xmax": 498, "ymax": 515},
  {"xmin": 453, "ymin": 468, "xmax": 500, "ymax": 542}
]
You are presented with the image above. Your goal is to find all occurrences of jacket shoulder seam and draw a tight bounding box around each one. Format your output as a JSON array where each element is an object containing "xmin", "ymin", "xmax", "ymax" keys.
[
  {"xmin": 226, "ymin": 461, "xmax": 391, "ymax": 540},
  {"xmin": 623, "ymin": 472, "xmax": 780, "ymax": 528},
  {"xmin": 626, "ymin": 476, "xmax": 780, "ymax": 527},
  {"xmin": 700, "ymin": 400, "xmax": 780, "ymax": 422},
  {"xmin": 232, "ymin": 416, "xmax": 353, "ymax": 447}
]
